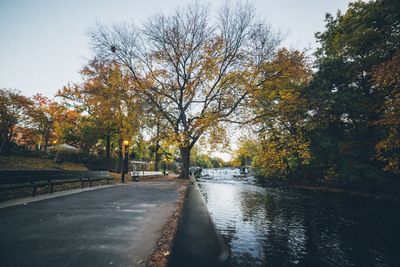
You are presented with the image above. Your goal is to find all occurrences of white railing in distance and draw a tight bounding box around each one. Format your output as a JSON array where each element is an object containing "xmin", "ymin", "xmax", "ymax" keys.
[{"xmin": 130, "ymin": 171, "xmax": 164, "ymax": 177}]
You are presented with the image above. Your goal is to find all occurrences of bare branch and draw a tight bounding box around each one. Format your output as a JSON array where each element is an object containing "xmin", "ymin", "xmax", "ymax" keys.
[{"xmin": 89, "ymin": 1, "xmax": 281, "ymax": 153}]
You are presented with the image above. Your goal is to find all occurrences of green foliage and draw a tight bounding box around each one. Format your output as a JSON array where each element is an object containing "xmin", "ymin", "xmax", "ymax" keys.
[
  {"xmin": 249, "ymin": 49, "xmax": 312, "ymax": 179},
  {"xmin": 190, "ymin": 147, "xmax": 225, "ymax": 168},
  {"xmin": 373, "ymin": 50, "xmax": 400, "ymax": 174},
  {"xmin": 245, "ymin": 0, "xmax": 400, "ymax": 185},
  {"xmin": 4, "ymin": 0, "xmax": 399, "ymax": 185},
  {"xmin": 131, "ymin": 135, "xmax": 152, "ymax": 161},
  {"xmin": 76, "ymin": 117, "xmax": 102, "ymax": 153},
  {"xmin": 58, "ymin": 60, "xmax": 143, "ymax": 160},
  {"xmin": 0, "ymin": 89, "xmax": 31, "ymax": 155},
  {"xmin": 306, "ymin": 0, "xmax": 400, "ymax": 181},
  {"xmin": 232, "ymin": 139, "xmax": 258, "ymax": 167}
]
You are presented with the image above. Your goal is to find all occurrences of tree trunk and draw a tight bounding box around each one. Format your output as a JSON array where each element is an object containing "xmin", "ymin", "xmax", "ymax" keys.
[
  {"xmin": 155, "ymin": 141, "xmax": 160, "ymax": 171},
  {"xmin": 118, "ymin": 134, "xmax": 123, "ymax": 161},
  {"xmin": 179, "ymin": 146, "xmax": 191, "ymax": 179},
  {"xmin": 118, "ymin": 137, "xmax": 123, "ymax": 173},
  {"xmin": 105, "ymin": 134, "xmax": 111, "ymax": 170},
  {"xmin": 0, "ymin": 133, "xmax": 7, "ymax": 155},
  {"xmin": 154, "ymin": 122, "xmax": 160, "ymax": 171},
  {"xmin": 284, "ymin": 158, "xmax": 294, "ymax": 179},
  {"xmin": 43, "ymin": 133, "xmax": 50, "ymax": 152}
]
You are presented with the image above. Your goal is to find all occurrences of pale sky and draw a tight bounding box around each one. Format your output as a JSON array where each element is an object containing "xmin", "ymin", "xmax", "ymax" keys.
[{"xmin": 0, "ymin": 0, "xmax": 355, "ymax": 98}]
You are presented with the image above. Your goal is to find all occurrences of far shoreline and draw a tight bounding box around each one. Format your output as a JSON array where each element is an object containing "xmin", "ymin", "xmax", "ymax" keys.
[{"xmin": 255, "ymin": 177, "xmax": 400, "ymax": 202}]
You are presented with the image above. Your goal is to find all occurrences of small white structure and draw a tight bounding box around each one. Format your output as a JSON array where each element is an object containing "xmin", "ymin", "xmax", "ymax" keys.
[
  {"xmin": 47, "ymin": 144, "xmax": 79, "ymax": 153},
  {"xmin": 129, "ymin": 160, "xmax": 164, "ymax": 181}
]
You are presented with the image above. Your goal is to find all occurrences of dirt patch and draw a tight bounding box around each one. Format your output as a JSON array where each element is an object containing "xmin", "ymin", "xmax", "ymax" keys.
[{"xmin": 146, "ymin": 177, "xmax": 189, "ymax": 267}]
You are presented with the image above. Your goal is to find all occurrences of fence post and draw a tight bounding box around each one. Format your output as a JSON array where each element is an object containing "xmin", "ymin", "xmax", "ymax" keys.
[
  {"xmin": 31, "ymin": 181, "xmax": 36, "ymax": 197},
  {"xmin": 81, "ymin": 172, "xmax": 86, "ymax": 189},
  {"xmin": 49, "ymin": 179, "xmax": 53, "ymax": 193}
]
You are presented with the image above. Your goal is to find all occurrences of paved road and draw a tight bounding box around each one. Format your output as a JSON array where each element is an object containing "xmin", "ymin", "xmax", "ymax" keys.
[{"xmin": 0, "ymin": 181, "xmax": 182, "ymax": 267}]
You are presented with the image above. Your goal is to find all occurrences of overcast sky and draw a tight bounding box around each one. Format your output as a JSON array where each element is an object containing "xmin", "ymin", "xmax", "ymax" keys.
[{"xmin": 0, "ymin": 0, "xmax": 355, "ymax": 98}]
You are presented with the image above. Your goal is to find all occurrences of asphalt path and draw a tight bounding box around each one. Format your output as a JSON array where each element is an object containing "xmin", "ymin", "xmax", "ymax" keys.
[{"xmin": 0, "ymin": 181, "xmax": 182, "ymax": 267}]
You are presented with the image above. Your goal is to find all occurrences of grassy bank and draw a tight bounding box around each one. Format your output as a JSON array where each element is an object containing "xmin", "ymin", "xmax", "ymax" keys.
[{"xmin": 0, "ymin": 156, "xmax": 88, "ymax": 171}]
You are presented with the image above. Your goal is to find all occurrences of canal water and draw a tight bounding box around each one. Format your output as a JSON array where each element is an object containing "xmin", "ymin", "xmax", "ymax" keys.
[{"xmin": 198, "ymin": 168, "xmax": 400, "ymax": 266}]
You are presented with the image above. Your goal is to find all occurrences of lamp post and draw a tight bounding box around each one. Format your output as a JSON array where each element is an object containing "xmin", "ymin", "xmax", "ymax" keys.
[
  {"xmin": 53, "ymin": 140, "xmax": 59, "ymax": 163},
  {"xmin": 162, "ymin": 158, "xmax": 167, "ymax": 176},
  {"xmin": 121, "ymin": 140, "xmax": 129, "ymax": 183}
]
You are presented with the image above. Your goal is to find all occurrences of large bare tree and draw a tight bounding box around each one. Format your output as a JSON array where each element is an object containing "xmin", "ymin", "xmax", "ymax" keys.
[{"xmin": 90, "ymin": 2, "xmax": 280, "ymax": 178}]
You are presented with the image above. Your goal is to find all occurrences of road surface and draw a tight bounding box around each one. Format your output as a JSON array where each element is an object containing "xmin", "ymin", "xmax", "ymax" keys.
[{"xmin": 0, "ymin": 181, "xmax": 182, "ymax": 267}]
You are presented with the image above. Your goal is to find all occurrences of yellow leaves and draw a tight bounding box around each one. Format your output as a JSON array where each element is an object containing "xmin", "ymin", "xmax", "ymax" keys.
[
  {"xmin": 247, "ymin": 48, "xmax": 312, "ymax": 178},
  {"xmin": 58, "ymin": 59, "xmax": 145, "ymax": 147},
  {"xmin": 231, "ymin": 139, "xmax": 258, "ymax": 167},
  {"xmin": 164, "ymin": 132, "xmax": 192, "ymax": 148},
  {"xmin": 371, "ymin": 50, "xmax": 400, "ymax": 174},
  {"xmin": 208, "ymin": 124, "xmax": 229, "ymax": 150},
  {"xmin": 373, "ymin": 49, "xmax": 400, "ymax": 87},
  {"xmin": 258, "ymin": 48, "xmax": 312, "ymax": 91},
  {"xmin": 376, "ymin": 127, "xmax": 400, "ymax": 174},
  {"xmin": 249, "ymin": 48, "xmax": 311, "ymax": 128},
  {"xmin": 196, "ymin": 122, "xmax": 230, "ymax": 153},
  {"xmin": 252, "ymin": 132, "xmax": 311, "ymax": 178},
  {"xmin": 297, "ymin": 141, "xmax": 311, "ymax": 165}
]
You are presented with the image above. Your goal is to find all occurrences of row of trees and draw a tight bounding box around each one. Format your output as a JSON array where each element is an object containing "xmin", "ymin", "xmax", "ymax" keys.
[
  {"xmin": 0, "ymin": 81, "xmax": 178, "ymax": 170},
  {"xmin": 2, "ymin": 3, "xmax": 281, "ymax": 177},
  {"xmin": 0, "ymin": 90, "xmax": 78, "ymax": 155},
  {"xmin": 1, "ymin": 80, "xmax": 226, "ymax": 171},
  {"xmin": 233, "ymin": 0, "xmax": 400, "ymax": 185},
  {"xmin": 4, "ymin": 0, "xmax": 398, "ymax": 182}
]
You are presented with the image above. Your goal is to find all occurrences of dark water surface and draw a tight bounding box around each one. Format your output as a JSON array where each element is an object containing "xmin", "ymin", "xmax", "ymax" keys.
[{"xmin": 198, "ymin": 169, "xmax": 400, "ymax": 266}]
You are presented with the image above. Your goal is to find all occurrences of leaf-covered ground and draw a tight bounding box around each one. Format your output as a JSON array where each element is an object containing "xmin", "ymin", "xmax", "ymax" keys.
[
  {"xmin": 146, "ymin": 175, "xmax": 189, "ymax": 267},
  {"xmin": 0, "ymin": 156, "xmax": 88, "ymax": 170}
]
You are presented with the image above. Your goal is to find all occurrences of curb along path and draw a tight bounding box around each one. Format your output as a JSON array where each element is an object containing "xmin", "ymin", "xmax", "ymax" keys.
[{"xmin": 168, "ymin": 177, "xmax": 229, "ymax": 267}]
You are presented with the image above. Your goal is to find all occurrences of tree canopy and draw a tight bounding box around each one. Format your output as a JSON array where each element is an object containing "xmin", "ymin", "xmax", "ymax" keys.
[
  {"xmin": 3, "ymin": 0, "xmax": 399, "ymax": 187},
  {"xmin": 89, "ymin": 2, "xmax": 280, "ymax": 178},
  {"xmin": 235, "ymin": 0, "xmax": 400, "ymax": 185}
]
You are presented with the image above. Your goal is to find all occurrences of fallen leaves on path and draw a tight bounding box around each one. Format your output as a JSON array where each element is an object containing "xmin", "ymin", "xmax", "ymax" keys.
[{"xmin": 146, "ymin": 177, "xmax": 189, "ymax": 267}]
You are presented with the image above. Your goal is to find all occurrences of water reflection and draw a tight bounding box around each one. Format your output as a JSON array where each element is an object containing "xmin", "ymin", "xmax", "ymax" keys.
[{"xmin": 198, "ymin": 168, "xmax": 400, "ymax": 266}]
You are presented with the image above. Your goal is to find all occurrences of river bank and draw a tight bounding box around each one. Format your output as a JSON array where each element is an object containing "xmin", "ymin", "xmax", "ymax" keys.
[
  {"xmin": 256, "ymin": 176, "xmax": 400, "ymax": 201},
  {"xmin": 286, "ymin": 184, "xmax": 400, "ymax": 202}
]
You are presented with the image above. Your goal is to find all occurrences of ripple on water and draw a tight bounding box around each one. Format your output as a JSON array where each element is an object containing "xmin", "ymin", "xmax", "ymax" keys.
[{"xmin": 198, "ymin": 169, "xmax": 400, "ymax": 267}]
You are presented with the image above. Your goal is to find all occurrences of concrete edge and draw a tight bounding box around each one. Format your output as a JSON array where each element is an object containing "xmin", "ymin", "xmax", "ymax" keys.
[
  {"xmin": 189, "ymin": 176, "xmax": 230, "ymax": 261},
  {"xmin": 0, "ymin": 183, "xmax": 122, "ymax": 209},
  {"xmin": 167, "ymin": 176, "xmax": 230, "ymax": 267},
  {"xmin": 191, "ymin": 176, "xmax": 230, "ymax": 259}
]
